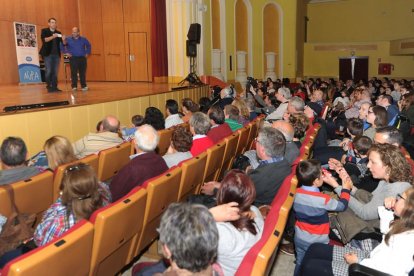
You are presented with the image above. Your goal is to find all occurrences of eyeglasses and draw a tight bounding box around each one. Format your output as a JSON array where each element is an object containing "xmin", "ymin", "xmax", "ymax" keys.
[{"xmin": 396, "ymin": 193, "xmax": 406, "ymax": 201}]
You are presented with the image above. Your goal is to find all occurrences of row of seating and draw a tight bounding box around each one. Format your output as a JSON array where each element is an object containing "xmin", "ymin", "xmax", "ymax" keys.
[
  {"xmin": 0, "ymin": 116, "xmax": 265, "ymax": 276},
  {"xmin": 235, "ymin": 123, "xmax": 321, "ymax": 276}
]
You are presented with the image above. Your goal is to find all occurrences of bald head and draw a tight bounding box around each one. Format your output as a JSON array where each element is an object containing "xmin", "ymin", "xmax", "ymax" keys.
[
  {"xmin": 101, "ymin": 115, "xmax": 120, "ymax": 133},
  {"xmin": 272, "ymin": 120, "xmax": 294, "ymax": 142},
  {"xmin": 71, "ymin": 27, "xmax": 80, "ymax": 38}
]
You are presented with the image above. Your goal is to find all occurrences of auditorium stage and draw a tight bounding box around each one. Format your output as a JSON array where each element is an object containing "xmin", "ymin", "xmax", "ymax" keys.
[
  {"xmin": 0, "ymin": 82, "xmax": 209, "ymax": 153},
  {"xmin": 0, "ymin": 82, "xmax": 205, "ymax": 115}
]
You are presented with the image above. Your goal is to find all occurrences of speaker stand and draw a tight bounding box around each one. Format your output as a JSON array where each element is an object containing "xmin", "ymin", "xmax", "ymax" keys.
[{"xmin": 177, "ymin": 57, "xmax": 203, "ymax": 86}]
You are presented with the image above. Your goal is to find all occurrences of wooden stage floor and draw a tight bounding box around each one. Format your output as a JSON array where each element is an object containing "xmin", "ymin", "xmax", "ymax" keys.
[{"xmin": 0, "ymin": 82, "xmax": 195, "ymax": 115}]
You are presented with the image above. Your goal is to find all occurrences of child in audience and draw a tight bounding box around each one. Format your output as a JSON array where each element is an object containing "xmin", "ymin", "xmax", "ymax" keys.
[
  {"xmin": 121, "ymin": 114, "xmax": 145, "ymax": 141},
  {"xmin": 300, "ymin": 187, "xmax": 414, "ymax": 276},
  {"xmin": 293, "ymin": 160, "xmax": 352, "ymax": 275}
]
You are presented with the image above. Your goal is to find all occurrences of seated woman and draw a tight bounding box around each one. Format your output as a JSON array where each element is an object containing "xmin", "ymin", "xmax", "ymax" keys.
[
  {"xmin": 232, "ymin": 98, "xmax": 250, "ymax": 125},
  {"xmin": 163, "ymin": 126, "xmax": 193, "ymax": 168},
  {"xmin": 328, "ymin": 143, "xmax": 412, "ymax": 222},
  {"xmin": 363, "ymin": 105, "xmax": 388, "ymax": 140},
  {"xmin": 29, "ymin": 135, "xmax": 78, "ymax": 170},
  {"xmin": 215, "ymin": 170, "xmax": 264, "ymax": 276},
  {"xmin": 144, "ymin": 107, "xmax": 165, "ymax": 131},
  {"xmin": 300, "ymin": 187, "xmax": 414, "ymax": 276},
  {"xmin": 288, "ymin": 113, "xmax": 310, "ymax": 149},
  {"xmin": 0, "ymin": 163, "xmax": 110, "ymax": 267},
  {"xmin": 189, "ymin": 112, "xmax": 214, "ymax": 156}
]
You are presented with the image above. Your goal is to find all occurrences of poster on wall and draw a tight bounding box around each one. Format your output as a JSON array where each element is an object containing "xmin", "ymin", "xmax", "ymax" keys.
[{"xmin": 14, "ymin": 22, "xmax": 42, "ymax": 84}]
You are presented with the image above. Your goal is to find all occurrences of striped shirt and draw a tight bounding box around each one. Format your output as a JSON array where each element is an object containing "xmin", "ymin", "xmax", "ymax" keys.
[{"xmin": 294, "ymin": 185, "xmax": 350, "ymax": 245}]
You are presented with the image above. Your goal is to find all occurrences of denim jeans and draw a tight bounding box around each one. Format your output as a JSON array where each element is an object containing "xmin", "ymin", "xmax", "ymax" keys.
[{"xmin": 44, "ymin": 54, "xmax": 60, "ymax": 89}]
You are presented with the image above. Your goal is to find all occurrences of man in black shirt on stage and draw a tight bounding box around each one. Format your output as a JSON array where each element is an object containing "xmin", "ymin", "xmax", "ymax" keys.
[{"xmin": 39, "ymin": 18, "xmax": 64, "ymax": 93}]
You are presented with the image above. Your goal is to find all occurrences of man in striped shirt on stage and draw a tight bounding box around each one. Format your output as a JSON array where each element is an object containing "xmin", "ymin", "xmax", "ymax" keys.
[{"xmin": 293, "ymin": 160, "xmax": 352, "ymax": 275}]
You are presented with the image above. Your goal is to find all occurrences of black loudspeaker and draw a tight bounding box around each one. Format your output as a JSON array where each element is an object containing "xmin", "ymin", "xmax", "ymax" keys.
[
  {"xmin": 186, "ymin": 40, "xmax": 197, "ymax": 57},
  {"xmin": 187, "ymin": 23, "xmax": 201, "ymax": 43}
]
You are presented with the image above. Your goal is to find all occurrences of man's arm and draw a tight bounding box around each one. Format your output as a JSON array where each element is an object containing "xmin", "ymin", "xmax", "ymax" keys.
[{"xmin": 84, "ymin": 38, "xmax": 92, "ymax": 56}]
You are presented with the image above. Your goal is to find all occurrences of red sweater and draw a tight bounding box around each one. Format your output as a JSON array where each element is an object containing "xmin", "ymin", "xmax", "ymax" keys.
[
  {"xmin": 191, "ymin": 136, "xmax": 214, "ymax": 156},
  {"xmin": 207, "ymin": 123, "xmax": 233, "ymax": 144}
]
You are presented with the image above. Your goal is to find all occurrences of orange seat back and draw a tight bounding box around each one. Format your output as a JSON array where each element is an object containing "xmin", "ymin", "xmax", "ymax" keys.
[
  {"xmin": 218, "ymin": 133, "xmax": 240, "ymax": 180},
  {"xmin": 97, "ymin": 142, "xmax": 131, "ymax": 182},
  {"xmin": 157, "ymin": 128, "xmax": 174, "ymax": 156},
  {"xmin": 89, "ymin": 188, "xmax": 147, "ymax": 276},
  {"xmin": 235, "ymin": 126, "xmax": 250, "ymax": 156},
  {"xmin": 0, "ymin": 171, "xmax": 54, "ymax": 223},
  {"xmin": 202, "ymin": 143, "xmax": 226, "ymax": 184},
  {"xmin": 52, "ymin": 154, "xmax": 99, "ymax": 200},
  {"xmin": 246, "ymin": 120, "xmax": 259, "ymax": 151},
  {"xmin": 177, "ymin": 152, "xmax": 208, "ymax": 202},
  {"xmin": 3, "ymin": 220, "xmax": 94, "ymax": 276},
  {"xmin": 135, "ymin": 167, "xmax": 182, "ymax": 255}
]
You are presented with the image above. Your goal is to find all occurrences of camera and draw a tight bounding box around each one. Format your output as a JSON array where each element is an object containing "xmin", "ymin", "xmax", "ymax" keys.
[{"xmin": 246, "ymin": 76, "xmax": 258, "ymax": 93}]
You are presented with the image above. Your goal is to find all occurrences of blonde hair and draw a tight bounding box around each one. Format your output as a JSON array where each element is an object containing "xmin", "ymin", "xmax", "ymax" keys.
[
  {"xmin": 44, "ymin": 135, "xmax": 77, "ymax": 170},
  {"xmin": 232, "ymin": 98, "xmax": 250, "ymax": 119}
]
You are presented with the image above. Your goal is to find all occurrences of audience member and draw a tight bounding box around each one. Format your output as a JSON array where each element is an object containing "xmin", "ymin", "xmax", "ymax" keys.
[
  {"xmin": 110, "ymin": 125, "xmax": 168, "ymax": 201},
  {"xmin": 358, "ymin": 102, "xmax": 372, "ymax": 131},
  {"xmin": 373, "ymin": 126, "xmax": 403, "ymax": 147},
  {"xmin": 144, "ymin": 107, "xmax": 165, "ymax": 131},
  {"xmin": 300, "ymin": 187, "xmax": 414, "ymax": 276},
  {"xmin": 224, "ymin": 105, "xmax": 243, "ymax": 131},
  {"xmin": 0, "ymin": 137, "xmax": 40, "ymax": 185},
  {"xmin": 163, "ymin": 126, "xmax": 193, "ymax": 168},
  {"xmin": 189, "ymin": 112, "xmax": 214, "ymax": 156},
  {"xmin": 376, "ymin": 94, "xmax": 399, "ymax": 125},
  {"xmin": 44, "ymin": 135, "xmax": 77, "ymax": 170},
  {"xmin": 164, "ymin": 99, "xmax": 184, "ymax": 129},
  {"xmin": 207, "ymin": 105, "xmax": 233, "ymax": 144},
  {"xmin": 288, "ymin": 113, "xmax": 310, "ymax": 148},
  {"xmin": 73, "ymin": 115, "xmax": 123, "ymax": 158},
  {"xmin": 199, "ymin": 97, "xmax": 212, "ymax": 114},
  {"xmin": 266, "ymin": 87, "xmax": 291, "ymax": 121},
  {"xmin": 0, "ymin": 163, "xmax": 110, "ymax": 267},
  {"xmin": 272, "ymin": 120, "xmax": 300, "ymax": 164},
  {"xmin": 345, "ymin": 89, "xmax": 371, "ymax": 119},
  {"xmin": 203, "ymin": 127, "xmax": 291, "ymax": 207},
  {"xmin": 121, "ymin": 115, "xmax": 145, "ymax": 141},
  {"xmin": 245, "ymin": 98, "xmax": 258, "ymax": 121},
  {"xmin": 363, "ymin": 106, "xmax": 388, "ymax": 140},
  {"xmin": 232, "ymin": 98, "xmax": 250, "ymax": 125},
  {"xmin": 181, "ymin": 98, "xmax": 199, "ymax": 123},
  {"xmin": 293, "ymin": 160, "xmax": 351, "ymax": 274},
  {"xmin": 218, "ymin": 86, "xmax": 235, "ymax": 110},
  {"xmin": 215, "ymin": 170, "xmax": 264, "ymax": 275}
]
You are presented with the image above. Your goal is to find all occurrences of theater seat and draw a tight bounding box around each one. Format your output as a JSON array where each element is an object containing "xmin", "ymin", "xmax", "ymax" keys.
[
  {"xmin": 218, "ymin": 132, "xmax": 240, "ymax": 180},
  {"xmin": 157, "ymin": 128, "xmax": 174, "ymax": 156},
  {"xmin": 177, "ymin": 152, "xmax": 208, "ymax": 202},
  {"xmin": 235, "ymin": 126, "xmax": 250, "ymax": 156},
  {"xmin": 202, "ymin": 143, "xmax": 226, "ymax": 184},
  {"xmin": 235, "ymin": 172, "xmax": 295, "ymax": 276},
  {"xmin": 52, "ymin": 154, "xmax": 99, "ymax": 200},
  {"xmin": 134, "ymin": 167, "xmax": 182, "ymax": 256},
  {"xmin": 0, "ymin": 171, "xmax": 54, "ymax": 224},
  {"xmin": 246, "ymin": 119, "xmax": 259, "ymax": 151},
  {"xmin": 89, "ymin": 187, "xmax": 147, "ymax": 276},
  {"xmin": 97, "ymin": 142, "xmax": 131, "ymax": 182},
  {"xmin": 2, "ymin": 220, "xmax": 94, "ymax": 276}
]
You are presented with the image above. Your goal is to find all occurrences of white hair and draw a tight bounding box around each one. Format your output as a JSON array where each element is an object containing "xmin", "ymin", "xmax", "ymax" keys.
[{"xmin": 134, "ymin": 124, "xmax": 159, "ymax": 152}]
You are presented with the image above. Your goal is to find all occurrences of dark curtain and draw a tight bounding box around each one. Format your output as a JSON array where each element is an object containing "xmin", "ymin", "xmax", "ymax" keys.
[
  {"xmin": 151, "ymin": 0, "xmax": 168, "ymax": 80},
  {"xmin": 354, "ymin": 58, "xmax": 368, "ymax": 82},
  {"xmin": 339, "ymin": 58, "xmax": 352, "ymax": 82}
]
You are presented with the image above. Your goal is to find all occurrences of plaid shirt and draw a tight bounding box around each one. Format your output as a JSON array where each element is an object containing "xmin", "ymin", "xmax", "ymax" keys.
[
  {"xmin": 258, "ymin": 156, "xmax": 284, "ymax": 166},
  {"xmin": 34, "ymin": 182, "xmax": 111, "ymax": 246}
]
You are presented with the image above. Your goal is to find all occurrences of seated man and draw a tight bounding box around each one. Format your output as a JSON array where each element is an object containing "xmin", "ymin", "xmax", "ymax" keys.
[
  {"xmin": 0, "ymin": 137, "xmax": 41, "ymax": 185},
  {"xmin": 376, "ymin": 94, "xmax": 399, "ymax": 125},
  {"xmin": 207, "ymin": 105, "xmax": 233, "ymax": 144},
  {"xmin": 306, "ymin": 89, "xmax": 325, "ymax": 116},
  {"xmin": 224, "ymin": 105, "xmax": 243, "ymax": 132},
  {"xmin": 203, "ymin": 127, "xmax": 291, "ymax": 207},
  {"xmin": 110, "ymin": 124, "xmax": 168, "ymax": 201},
  {"xmin": 190, "ymin": 112, "xmax": 214, "ymax": 156},
  {"xmin": 266, "ymin": 87, "xmax": 291, "ymax": 121},
  {"xmin": 163, "ymin": 126, "xmax": 193, "ymax": 168},
  {"xmin": 73, "ymin": 115, "xmax": 123, "ymax": 158}
]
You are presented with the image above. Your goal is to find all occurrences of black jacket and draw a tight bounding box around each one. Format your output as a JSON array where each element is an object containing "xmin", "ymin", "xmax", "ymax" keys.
[{"xmin": 39, "ymin": 28, "xmax": 62, "ymax": 57}]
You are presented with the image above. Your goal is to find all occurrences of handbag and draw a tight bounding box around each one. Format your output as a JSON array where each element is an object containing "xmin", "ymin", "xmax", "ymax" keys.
[
  {"xmin": 329, "ymin": 189, "xmax": 378, "ymax": 244},
  {"xmin": 0, "ymin": 184, "xmax": 37, "ymax": 256}
]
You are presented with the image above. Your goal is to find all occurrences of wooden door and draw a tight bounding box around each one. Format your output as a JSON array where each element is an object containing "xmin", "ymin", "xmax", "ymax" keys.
[
  {"xmin": 103, "ymin": 23, "xmax": 127, "ymax": 81},
  {"xmin": 128, "ymin": 32, "xmax": 149, "ymax": 81}
]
